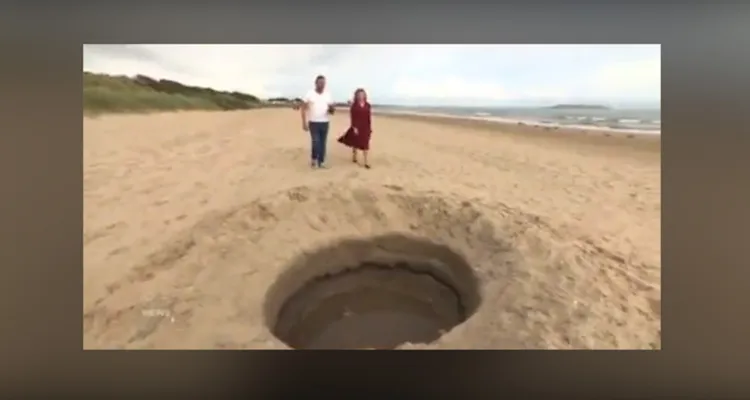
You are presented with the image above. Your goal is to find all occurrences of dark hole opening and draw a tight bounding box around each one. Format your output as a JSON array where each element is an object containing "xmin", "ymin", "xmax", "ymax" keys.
[
  {"xmin": 265, "ymin": 234, "xmax": 482, "ymax": 350},
  {"xmin": 273, "ymin": 263, "xmax": 476, "ymax": 349}
]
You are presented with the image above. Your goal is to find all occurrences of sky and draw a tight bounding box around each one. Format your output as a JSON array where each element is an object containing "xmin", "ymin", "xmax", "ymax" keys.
[{"xmin": 83, "ymin": 44, "xmax": 661, "ymax": 108}]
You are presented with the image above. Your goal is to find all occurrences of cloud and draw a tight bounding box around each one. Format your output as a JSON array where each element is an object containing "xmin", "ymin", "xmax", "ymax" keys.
[
  {"xmin": 83, "ymin": 44, "xmax": 661, "ymax": 106},
  {"xmin": 84, "ymin": 44, "xmax": 325, "ymax": 98},
  {"xmin": 392, "ymin": 76, "xmax": 509, "ymax": 100},
  {"xmin": 586, "ymin": 57, "xmax": 661, "ymax": 100}
]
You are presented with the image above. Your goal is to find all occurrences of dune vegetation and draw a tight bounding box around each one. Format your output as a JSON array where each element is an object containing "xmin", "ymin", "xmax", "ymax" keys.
[{"xmin": 83, "ymin": 71, "xmax": 269, "ymax": 114}]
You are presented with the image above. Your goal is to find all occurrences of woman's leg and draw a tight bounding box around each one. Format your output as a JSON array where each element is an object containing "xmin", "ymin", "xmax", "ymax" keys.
[
  {"xmin": 352, "ymin": 148, "xmax": 358, "ymax": 163},
  {"xmin": 363, "ymin": 150, "xmax": 370, "ymax": 169}
]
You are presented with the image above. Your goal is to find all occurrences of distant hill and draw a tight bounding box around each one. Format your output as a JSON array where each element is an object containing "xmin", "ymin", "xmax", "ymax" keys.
[
  {"xmin": 547, "ymin": 104, "xmax": 611, "ymax": 110},
  {"xmin": 83, "ymin": 71, "xmax": 267, "ymax": 114}
]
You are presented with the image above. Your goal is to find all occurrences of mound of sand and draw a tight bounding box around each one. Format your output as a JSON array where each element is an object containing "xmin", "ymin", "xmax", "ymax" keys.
[{"xmin": 83, "ymin": 109, "xmax": 661, "ymax": 349}]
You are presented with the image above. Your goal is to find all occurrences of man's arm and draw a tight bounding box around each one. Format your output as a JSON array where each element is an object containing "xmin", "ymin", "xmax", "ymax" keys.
[
  {"xmin": 300, "ymin": 91, "xmax": 310, "ymax": 128},
  {"xmin": 326, "ymin": 93, "xmax": 335, "ymax": 115}
]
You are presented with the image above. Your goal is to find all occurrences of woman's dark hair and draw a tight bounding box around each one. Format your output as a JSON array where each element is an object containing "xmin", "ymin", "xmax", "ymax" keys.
[
  {"xmin": 315, "ymin": 75, "xmax": 325, "ymax": 82},
  {"xmin": 352, "ymin": 88, "xmax": 367, "ymax": 104}
]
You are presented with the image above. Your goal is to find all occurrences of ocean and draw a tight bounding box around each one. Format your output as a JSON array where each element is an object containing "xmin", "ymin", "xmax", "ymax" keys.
[{"xmin": 375, "ymin": 105, "xmax": 661, "ymax": 134}]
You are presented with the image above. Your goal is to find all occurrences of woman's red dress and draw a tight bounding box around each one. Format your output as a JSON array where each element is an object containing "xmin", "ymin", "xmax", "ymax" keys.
[{"xmin": 337, "ymin": 102, "xmax": 372, "ymax": 151}]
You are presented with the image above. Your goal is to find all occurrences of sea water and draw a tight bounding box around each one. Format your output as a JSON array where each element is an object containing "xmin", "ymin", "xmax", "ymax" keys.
[{"xmin": 376, "ymin": 105, "xmax": 661, "ymax": 134}]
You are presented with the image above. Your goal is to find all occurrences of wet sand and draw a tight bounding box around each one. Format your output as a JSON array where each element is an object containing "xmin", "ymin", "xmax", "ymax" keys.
[{"xmin": 83, "ymin": 108, "xmax": 661, "ymax": 349}]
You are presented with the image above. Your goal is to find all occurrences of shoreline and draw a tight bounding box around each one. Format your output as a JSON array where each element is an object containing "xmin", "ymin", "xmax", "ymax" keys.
[
  {"xmin": 365, "ymin": 109, "xmax": 661, "ymax": 156},
  {"xmin": 84, "ymin": 107, "xmax": 661, "ymax": 155},
  {"xmin": 374, "ymin": 109, "xmax": 660, "ymax": 136}
]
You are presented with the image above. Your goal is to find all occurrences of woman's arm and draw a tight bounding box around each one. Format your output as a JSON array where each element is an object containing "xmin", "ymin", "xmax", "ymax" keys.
[
  {"xmin": 367, "ymin": 106, "xmax": 372, "ymax": 132},
  {"xmin": 350, "ymin": 106, "xmax": 358, "ymax": 132}
]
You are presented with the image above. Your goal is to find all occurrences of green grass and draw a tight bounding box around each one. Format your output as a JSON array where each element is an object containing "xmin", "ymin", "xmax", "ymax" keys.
[{"xmin": 83, "ymin": 71, "xmax": 263, "ymax": 115}]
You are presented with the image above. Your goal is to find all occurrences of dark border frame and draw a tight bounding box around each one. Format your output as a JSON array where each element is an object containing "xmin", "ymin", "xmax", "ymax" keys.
[{"xmin": 2, "ymin": 2, "xmax": 750, "ymax": 397}]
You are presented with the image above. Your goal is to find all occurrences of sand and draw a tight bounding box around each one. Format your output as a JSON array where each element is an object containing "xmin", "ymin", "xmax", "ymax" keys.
[{"xmin": 83, "ymin": 108, "xmax": 661, "ymax": 350}]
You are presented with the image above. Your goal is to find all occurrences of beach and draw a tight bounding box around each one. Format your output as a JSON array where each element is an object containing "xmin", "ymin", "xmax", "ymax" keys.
[{"xmin": 83, "ymin": 108, "xmax": 661, "ymax": 349}]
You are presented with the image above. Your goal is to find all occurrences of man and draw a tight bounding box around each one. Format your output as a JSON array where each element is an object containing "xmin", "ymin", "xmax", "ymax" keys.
[{"xmin": 301, "ymin": 75, "xmax": 334, "ymax": 169}]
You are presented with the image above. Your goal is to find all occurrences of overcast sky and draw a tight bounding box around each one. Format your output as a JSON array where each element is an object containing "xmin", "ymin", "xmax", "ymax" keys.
[{"xmin": 83, "ymin": 44, "xmax": 660, "ymax": 107}]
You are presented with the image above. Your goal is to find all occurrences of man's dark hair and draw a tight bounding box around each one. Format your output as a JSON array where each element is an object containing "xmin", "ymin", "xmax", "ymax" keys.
[{"xmin": 315, "ymin": 75, "xmax": 325, "ymax": 82}]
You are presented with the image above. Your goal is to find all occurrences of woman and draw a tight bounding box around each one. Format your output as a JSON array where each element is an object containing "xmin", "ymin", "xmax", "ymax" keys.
[{"xmin": 337, "ymin": 88, "xmax": 373, "ymax": 169}]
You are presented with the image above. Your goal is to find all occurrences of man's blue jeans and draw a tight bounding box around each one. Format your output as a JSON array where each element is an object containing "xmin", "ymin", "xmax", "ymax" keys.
[{"xmin": 308, "ymin": 121, "xmax": 329, "ymax": 166}]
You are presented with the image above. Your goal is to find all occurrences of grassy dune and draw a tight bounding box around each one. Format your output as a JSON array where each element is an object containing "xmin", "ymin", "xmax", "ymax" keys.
[{"xmin": 83, "ymin": 71, "xmax": 265, "ymax": 114}]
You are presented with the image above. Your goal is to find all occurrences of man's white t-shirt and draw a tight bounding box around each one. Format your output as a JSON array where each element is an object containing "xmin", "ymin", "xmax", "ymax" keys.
[{"xmin": 303, "ymin": 89, "xmax": 332, "ymax": 123}]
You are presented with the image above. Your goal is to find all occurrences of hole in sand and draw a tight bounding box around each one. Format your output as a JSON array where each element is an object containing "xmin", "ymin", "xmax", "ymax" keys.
[{"xmin": 264, "ymin": 234, "xmax": 481, "ymax": 350}]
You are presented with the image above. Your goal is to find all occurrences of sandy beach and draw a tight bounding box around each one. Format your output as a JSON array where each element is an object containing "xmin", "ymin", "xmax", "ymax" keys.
[{"xmin": 83, "ymin": 108, "xmax": 661, "ymax": 349}]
